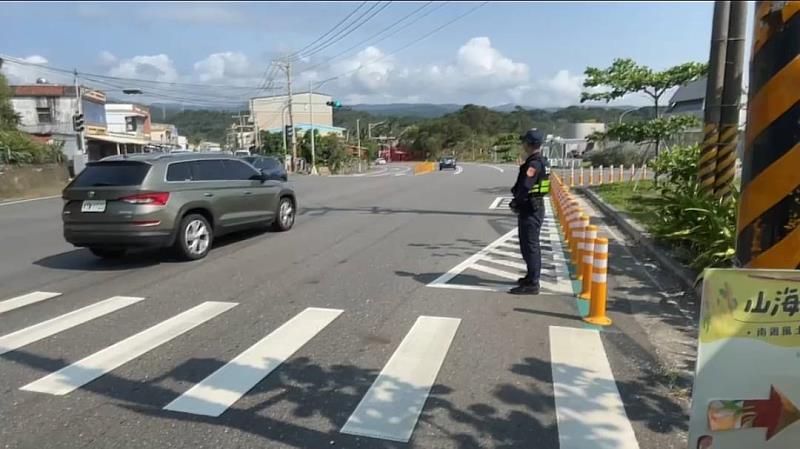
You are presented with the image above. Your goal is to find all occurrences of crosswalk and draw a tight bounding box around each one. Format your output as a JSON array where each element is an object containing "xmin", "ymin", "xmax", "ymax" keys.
[
  {"xmin": 0, "ymin": 291, "xmax": 460, "ymax": 443},
  {"xmin": 489, "ymin": 196, "xmax": 513, "ymax": 210},
  {"xmin": 429, "ymin": 197, "xmax": 573, "ymax": 294}
]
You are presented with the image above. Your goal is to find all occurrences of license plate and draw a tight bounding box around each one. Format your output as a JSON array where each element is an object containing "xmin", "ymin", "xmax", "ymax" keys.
[{"xmin": 81, "ymin": 200, "xmax": 106, "ymax": 213}]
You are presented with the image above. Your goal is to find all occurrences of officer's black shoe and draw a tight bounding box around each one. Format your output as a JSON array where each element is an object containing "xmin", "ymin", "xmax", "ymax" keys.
[
  {"xmin": 517, "ymin": 276, "xmax": 531, "ymax": 286},
  {"xmin": 509, "ymin": 285, "xmax": 540, "ymax": 295}
]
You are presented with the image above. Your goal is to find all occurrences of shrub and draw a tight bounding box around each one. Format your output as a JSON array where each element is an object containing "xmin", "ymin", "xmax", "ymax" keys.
[{"xmin": 584, "ymin": 145, "xmax": 646, "ymax": 167}]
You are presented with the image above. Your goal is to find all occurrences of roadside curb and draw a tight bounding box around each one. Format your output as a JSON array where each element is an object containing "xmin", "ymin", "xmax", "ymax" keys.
[
  {"xmin": 0, "ymin": 194, "xmax": 62, "ymax": 206},
  {"xmin": 579, "ymin": 186, "xmax": 700, "ymax": 296}
]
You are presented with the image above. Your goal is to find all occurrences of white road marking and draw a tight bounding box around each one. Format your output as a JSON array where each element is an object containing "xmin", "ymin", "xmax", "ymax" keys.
[
  {"xmin": 21, "ymin": 301, "xmax": 236, "ymax": 395},
  {"xmin": 427, "ymin": 228, "xmax": 518, "ymax": 287},
  {"xmin": 488, "ymin": 197, "xmax": 503, "ymax": 209},
  {"xmin": 341, "ymin": 316, "xmax": 460, "ymax": 442},
  {"xmin": 0, "ymin": 291, "xmax": 61, "ymax": 315},
  {"xmin": 0, "ymin": 195, "xmax": 62, "ymax": 206},
  {"xmin": 549, "ymin": 326, "xmax": 640, "ymax": 449},
  {"xmin": 488, "ymin": 196, "xmax": 513, "ymax": 210},
  {"xmin": 427, "ymin": 283, "xmax": 510, "ymax": 293},
  {"xmin": 482, "ymin": 256, "xmax": 527, "ymax": 271},
  {"xmin": 488, "ymin": 248, "xmax": 524, "ymax": 259},
  {"xmin": 470, "ymin": 263, "xmax": 520, "ymax": 280},
  {"xmin": 480, "ymin": 164, "xmax": 505, "ymax": 173},
  {"xmin": 0, "ymin": 296, "xmax": 144, "ymax": 355},
  {"xmin": 164, "ymin": 307, "xmax": 343, "ymax": 417},
  {"xmin": 453, "ymin": 165, "xmax": 463, "ymax": 175}
]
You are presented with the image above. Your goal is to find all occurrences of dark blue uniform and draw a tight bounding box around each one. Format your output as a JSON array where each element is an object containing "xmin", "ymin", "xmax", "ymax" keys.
[{"xmin": 511, "ymin": 152, "xmax": 549, "ymax": 289}]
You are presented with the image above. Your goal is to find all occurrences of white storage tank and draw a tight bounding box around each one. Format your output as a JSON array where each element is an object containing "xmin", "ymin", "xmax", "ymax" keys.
[{"xmin": 567, "ymin": 122, "xmax": 606, "ymax": 140}]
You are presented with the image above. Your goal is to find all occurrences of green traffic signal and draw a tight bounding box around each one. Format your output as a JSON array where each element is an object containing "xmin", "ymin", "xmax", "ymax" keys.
[{"xmin": 326, "ymin": 100, "xmax": 342, "ymax": 109}]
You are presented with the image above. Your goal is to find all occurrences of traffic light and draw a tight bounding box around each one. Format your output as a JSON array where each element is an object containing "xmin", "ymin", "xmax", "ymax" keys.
[
  {"xmin": 72, "ymin": 113, "xmax": 85, "ymax": 132},
  {"xmin": 284, "ymin": 125, "xmax": 293, "ymax": 139},
  {"xmin": 326, "ymin": 100, "xmax": 342, "ymax": 109}
]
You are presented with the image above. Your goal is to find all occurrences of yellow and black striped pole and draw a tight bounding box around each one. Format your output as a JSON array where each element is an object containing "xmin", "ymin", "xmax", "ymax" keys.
[
  {"xmin": 699, "ymin": 1, "xmax": 730, "ymax": 196},
  {"xmin": 714, "ymin": 0, "xmax": 747, "ymax": 199},
  {"xmin": 736, "ymin": 1, "xmax": 800, "ymax": 268}
]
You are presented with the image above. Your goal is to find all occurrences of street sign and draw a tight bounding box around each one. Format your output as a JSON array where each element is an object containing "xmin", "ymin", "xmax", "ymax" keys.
[{"xmin": 689, "ymin": 269, "xmax": 800, "ymax": 448}]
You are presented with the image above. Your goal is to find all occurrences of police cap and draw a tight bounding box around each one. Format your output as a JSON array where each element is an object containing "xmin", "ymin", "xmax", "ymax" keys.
[{"xmin": 520, "ymin": 128, "xmax": 545, "ymax": 146}]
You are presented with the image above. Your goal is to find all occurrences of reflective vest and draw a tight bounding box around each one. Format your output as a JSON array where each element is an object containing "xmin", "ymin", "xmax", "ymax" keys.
[{"xmin": 529, "ymin": 157, "xmax": 551, "ymax": 196}]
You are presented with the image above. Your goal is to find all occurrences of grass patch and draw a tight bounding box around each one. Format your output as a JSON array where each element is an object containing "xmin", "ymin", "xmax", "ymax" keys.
[{"xmin": 592, "ymin": 180, "xmax": 660, "ymax": 229}]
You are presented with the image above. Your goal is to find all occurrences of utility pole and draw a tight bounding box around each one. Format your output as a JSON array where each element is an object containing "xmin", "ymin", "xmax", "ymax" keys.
[
  {"xmin": 309, "ymin": 81, "xmax": 317, "ymax": 175},
  {"xmin": 285, "ymin": 60, "xmax": 298, "ymax": 172},
  {"xmin": 714, "ymin": 0, "xmax": 746, "ymax": 199},
  {"xmin": 699, "ymin": 0, "xmax": 730, "ymax": 197},
  {"xmin": 736, "ymin": 2, "xmax": 800, "ymax": 269},
  {"xmin": 356, "ymin": 119, "xmax": 362, "ymax": 173},
  {"xmin": 73, "ymin": 69, "xmax": 85, "ymax": 157}
]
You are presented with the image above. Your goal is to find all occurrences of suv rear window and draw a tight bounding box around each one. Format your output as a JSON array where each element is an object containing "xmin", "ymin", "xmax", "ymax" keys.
[{"xmin": 71, "ymin": 162, "xmax": 151, "ymax": 187}]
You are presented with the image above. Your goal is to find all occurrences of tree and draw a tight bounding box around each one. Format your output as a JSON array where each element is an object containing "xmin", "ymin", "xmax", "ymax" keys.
[
  {"xmin": 0, "ymin": 73, "xmax": 20, "ymax": 131},
  {"xmin": 258, "ymin": 131, "xmax": 284, "ymax": 156},
  {"xmin": 580, "ymin": 58, "xmax": 707, "ymax": 160},
  {"xmin": 188, "ymin": 136, "xmax": 202, "ymax": 150}
]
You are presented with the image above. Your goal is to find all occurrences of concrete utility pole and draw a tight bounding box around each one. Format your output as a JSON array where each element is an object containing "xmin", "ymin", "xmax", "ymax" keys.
[
  {"xmin": 277, "ymin": 59, "xmax": 297, "ymax": 172},
  {"xmin": 699, "ymin": 0, "xmax": 730, "ymax": 197},
  {"xmin": 714, "ymin": 0, "xmax": 746, "ymax": 199},
  {"xmin": 356, "ymin": 119, "xmax": 362, "ymax": 173},
  {"xmin": 735, "ymin": 2, "xmax": 800, "ymax": 269},
  {"xmin": 308, "ymin": 81, "xmax": 317, "ymax": 175},
  {"xmin": 73, "ymin": 69, "xmax": 85, "ymax": 156}
]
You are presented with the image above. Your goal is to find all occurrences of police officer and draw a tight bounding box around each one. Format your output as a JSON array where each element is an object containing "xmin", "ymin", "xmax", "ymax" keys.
[{"xmin": 509, "ymin": 128, "xmax": 550, "ymax": 295}]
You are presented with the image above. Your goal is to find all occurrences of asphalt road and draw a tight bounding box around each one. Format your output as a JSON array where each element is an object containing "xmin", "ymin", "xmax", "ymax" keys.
[{"xmin": 0, "ymin": 163, "xmax": 687, "ymax": 449}]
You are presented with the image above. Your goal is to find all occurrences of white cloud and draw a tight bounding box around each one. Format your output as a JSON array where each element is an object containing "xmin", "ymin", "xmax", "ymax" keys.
[
  {"xmin": 193, "ymin": 52, "xmax": 253, "ymax": 83},
  {"xmin": 1, "ymin": 55, "xmax": 62, "ymax": 84},
  {"xmin": 109, "ymin": 54, "xmax": 178, "ymax": 82},
  {"xmin": 99, "ymin": 51, "xmax": 117, "ymax": 66}
]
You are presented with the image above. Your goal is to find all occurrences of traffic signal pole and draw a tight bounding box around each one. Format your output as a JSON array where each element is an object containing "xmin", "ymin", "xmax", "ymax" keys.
[
  {"xmin": 736, "ymin": 1, "xmax": 800, "ymax": 268},
  {"xmin": 699, "ymin": 1, "xmax": 729, "ymax": 197},
  {"xmin": 73, "ymin": 69, "xmax": 85, "ymax": 155}
]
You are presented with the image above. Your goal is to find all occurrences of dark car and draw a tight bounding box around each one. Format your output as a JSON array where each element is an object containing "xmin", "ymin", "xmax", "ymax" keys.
[
  {"xmin": 242, "ymin": 156, "xmax": 288, "ymax": 182},
  {"xmin": 61, "ymin": 153, "xmax": 296, "ymax": 261},
  {"xmin": 439, "ymin": 156, "xmax": 457, "ymax": 170}
]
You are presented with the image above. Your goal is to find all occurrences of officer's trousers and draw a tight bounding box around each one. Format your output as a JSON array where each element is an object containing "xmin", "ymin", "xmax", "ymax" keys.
[{"xmin": 518, "ymin": 201, "xmax": 545, "ymax": 287}]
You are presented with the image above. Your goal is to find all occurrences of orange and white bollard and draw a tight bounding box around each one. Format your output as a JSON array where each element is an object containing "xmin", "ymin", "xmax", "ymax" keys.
[
  {"xmin": 567, "ymin": 213, "xmax": 585, "ymax": 265},
  {"xmin": 569, "ymin": 166, "xmax": 575, "ymax": 187},
  {"xmin": 579, "ymin": 167, "xmax": 584, "ymax": 186},
  {"xmin": 572, "ymin": 215, "xmax": 590, "ymax": 276},
  {"xmin": 584, "ymin": 237, "xmax": 611, "ymax": 326},
  {"xmin": 562, "ymin": 200, "xmax": 580, "ymax": 239},
  {"xmin": 589, "ymin": 166, "xmax": 594, "ymax": 186},
  {"xmin": 599, "ymin": 166, "xmax": 604, "ymax": 185},
  {"xmin": 642, "ymin": 164, "xmax": 647, "ymax": 181},
  {"xmin": 630, "ymin": 164, "xmax": 636, "ymax": 181},
  {"xmin": 579, "ymin": 225, "xmax": 598, "ymax": 300},
  {"xmin": 618, "ymin": 164, "xmax": 624, "ymax": 182}
]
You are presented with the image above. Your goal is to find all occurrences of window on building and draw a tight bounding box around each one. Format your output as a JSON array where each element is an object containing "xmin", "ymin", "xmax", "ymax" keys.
[{"xmin": 36, "ymin": 107, "xmax": 53, "ymax": 124}]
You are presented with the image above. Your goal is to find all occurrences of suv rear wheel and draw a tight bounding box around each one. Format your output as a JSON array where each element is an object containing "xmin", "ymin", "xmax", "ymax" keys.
[
  {"xmin": 175, "ymin": 214, "xmax": 213, "ymax": 260},
  {"xmin": 273, "ymin": 197, "xmax": 295, "ymax": 232}
]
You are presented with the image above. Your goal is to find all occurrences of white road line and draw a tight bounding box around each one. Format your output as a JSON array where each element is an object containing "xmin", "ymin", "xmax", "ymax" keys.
[
  {"xmin": 427, "ymin": 228, "xmax": 518, "ymax": 287},
  {"xmin": 427, "ymin": 283, "xmax": 510, "ymax": 293},
  {"xmin": 0, "ymin": 195, "xmax": 62, "ymax": 206},
  {"xmin": 482, "ymin": 256, "xmax": 527, "ymax": 271},
  {"xmin": 470, "ymin": 263, "xmax": 520, "ymax": 281},
  {"xmin": 453, "ymin": 166, "xmax": 464, "ymax": 175},
  {"xmin": 549, "ymin": 326, "xmax": 640, "ymax": 449},
  {"xmin": 496, "ymin": 241, "xmax": 520, "ymax": 249},
  {"xmin": 0, "ymin": 296, "xmax": 144, "ymax": 355},
  {"xmin": 0, "ymin": 291, "xmax": 61, "ymax": 315},
  {"xmin": 341, "ymin": 316, "xmax": 460, "ymax": 442},
  {"xmin": 480, "ymin": 164, "xmax": 505, "ymax": 173},
  {"xmin": 488, "ymin": 197, "xmax": 504, "ymax": 209},
  {"xmin": 488, "ymin": 249, "xmax": 524, "ymax": 259},
  {"xmin": 164, "ymin": 307, "xmax": 343, "ymax": 417},
  {"xmin": 21, "ymin": 301, "xmax": 236, "ymax": 396}
]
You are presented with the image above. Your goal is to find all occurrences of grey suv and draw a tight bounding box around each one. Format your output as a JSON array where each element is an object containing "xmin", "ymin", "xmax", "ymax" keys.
[{"xmin": 62, "ymin": 153, "xmax": 296, "ymax": 260}]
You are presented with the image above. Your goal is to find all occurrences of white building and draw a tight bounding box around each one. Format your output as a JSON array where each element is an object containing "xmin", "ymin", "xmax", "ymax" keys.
[
  {"xmin": 251, "ymin": 92, "xmax": 334, "ymax": 132},
  {"xmin": 104, "ymin": 103, "xmax": 151, "ymax": 142}
]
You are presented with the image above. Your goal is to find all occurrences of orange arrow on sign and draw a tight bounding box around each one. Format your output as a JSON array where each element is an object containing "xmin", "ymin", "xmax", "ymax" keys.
[{"xmin": 708, "ymin": 386, "xmax": 800, "ymax": 440}]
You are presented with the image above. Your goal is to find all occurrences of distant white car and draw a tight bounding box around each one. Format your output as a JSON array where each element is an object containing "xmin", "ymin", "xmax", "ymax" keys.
[
  {"xmin": 234, "ymin": 150, "xmax": 251, "ymax": 157},
  {"xmin": 375, "ymin": 158, "xmax": 387, "ymax": 165}
]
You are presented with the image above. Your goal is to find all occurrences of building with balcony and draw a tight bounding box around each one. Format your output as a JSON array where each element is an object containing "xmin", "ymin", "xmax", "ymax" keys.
[
  {"xmin": 250, "ymin": 92, "xmax": 334, "ymax": 132},
  {"xmin": 150, "ymin": 123, "xmax": 179, "ymax": 149}
]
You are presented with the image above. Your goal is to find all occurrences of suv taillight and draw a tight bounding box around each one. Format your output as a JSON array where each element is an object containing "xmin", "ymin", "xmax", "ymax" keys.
[{"xmin": 119, "ymin": 192, "xmax": 170, "ymax": 206}]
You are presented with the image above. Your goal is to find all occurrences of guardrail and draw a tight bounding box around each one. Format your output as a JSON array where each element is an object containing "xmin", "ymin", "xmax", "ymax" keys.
[
  {"xmin": 563, "ymin": 164, "xmax": 649, "ymax": 187},
  {"xmin": 550, "ymin": 171, "xmax": 612, "ymax": 326}
]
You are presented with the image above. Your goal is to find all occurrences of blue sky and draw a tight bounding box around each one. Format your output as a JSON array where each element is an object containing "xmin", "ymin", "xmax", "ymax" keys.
[{"xmin": 0, "ymin": 1, "xmax": 749, "ymax": 107}]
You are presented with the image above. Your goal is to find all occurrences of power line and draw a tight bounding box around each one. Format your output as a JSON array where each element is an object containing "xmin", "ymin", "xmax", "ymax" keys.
[
  {"xmin": 286, "ymin": 1, "xmax": 368, "ymax": 60},
  {"xmin": 300, "ymin": 1, "xmax": 442, "ymax": 75},
  {"xmin": 292, "ymin": 2, "xmax": 393, "ymax": 61},
  {"xmin": 290, "ymin": 2, "xmax": 382, "ymax": 62},
  {"xmin": 329, "ymin": 1, "xmax": 489, "ymax": 80}
]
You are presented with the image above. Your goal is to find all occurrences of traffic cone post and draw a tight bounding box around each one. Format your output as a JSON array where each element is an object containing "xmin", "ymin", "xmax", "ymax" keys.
[
  {"xmin": 579, "ymin": 225, "xmax": 598, "ymax": 300},
  {"xmin": 584, "ymin": 237, "xmax": 611, "ymax": 326}
]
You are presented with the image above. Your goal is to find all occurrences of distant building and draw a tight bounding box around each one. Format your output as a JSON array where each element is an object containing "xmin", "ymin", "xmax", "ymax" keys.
[
  {"xmin": 177, "ymin": 135, "xmax": 188, "ymax": 150},
  {"xmin": 150, "ymin": 123, "xmax": 179, "ymax": 148},
  {"xmin": 103, "ymin": 104, "xmax": 152, "ymax": 156},
  {"xmin": 251, "ymin": 92, "xmax": 334, "ymax": 132},
  {"xmin": 197, "ymin": 141, "xmax": 222, "ymax": 152}
]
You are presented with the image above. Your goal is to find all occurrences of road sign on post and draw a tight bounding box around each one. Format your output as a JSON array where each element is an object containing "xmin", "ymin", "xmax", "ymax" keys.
[{"xmin": 688, "ymin": 269, "xmax": 800, "ymax": 448}]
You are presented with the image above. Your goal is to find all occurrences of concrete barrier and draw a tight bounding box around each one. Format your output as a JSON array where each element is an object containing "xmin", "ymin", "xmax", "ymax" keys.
[{"xmin": 413, "ymin": 162, "xmax": 436, "ymax": 175}]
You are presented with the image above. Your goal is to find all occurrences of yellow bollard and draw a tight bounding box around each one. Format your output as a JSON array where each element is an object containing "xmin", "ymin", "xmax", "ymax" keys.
[
  {"xmin": 567, "ymin": 213, "xmax": 584, "ymax": 265},
  {"xmin": 562, "ymin": 200, "xmax": 580, "ymax": 239},
  {"xmin": 599, "ymin": 166, "xmax": 604, "ymax": 185},
  {"xmin": 608, "ymin": 165, "xmax": 613, "ymax": 183},
  {"xmin": 579, "ymin": 225, "xmax": 598, "ymax": 299},
  {"xmin": 584, "ymin": 237, "xmax": 612, "ymax": 326},
  {"xmin": 642, "ymin": 164, "xmax": 647, "ymax": 181},
  {"xmin": 572, "ymin": 215, "xmax": 590, "ymax": 276},
  {"xmin": 579, "ymin": 167, "xmax": 584, "ymax": 186},
  {"xmin": 569, "ymin": 166, "xmax": 575, "ymax": 187},
  {"xmin": 589, "ymin": 166, "xmax": 594, "ymax": 186},
  {"xmin": 618, "ymin": 164, "xmax": 624, "ymax": 182},
  {"xmin": 630, "ymin": 164, "xmax": 635, "ymax": 181}
]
